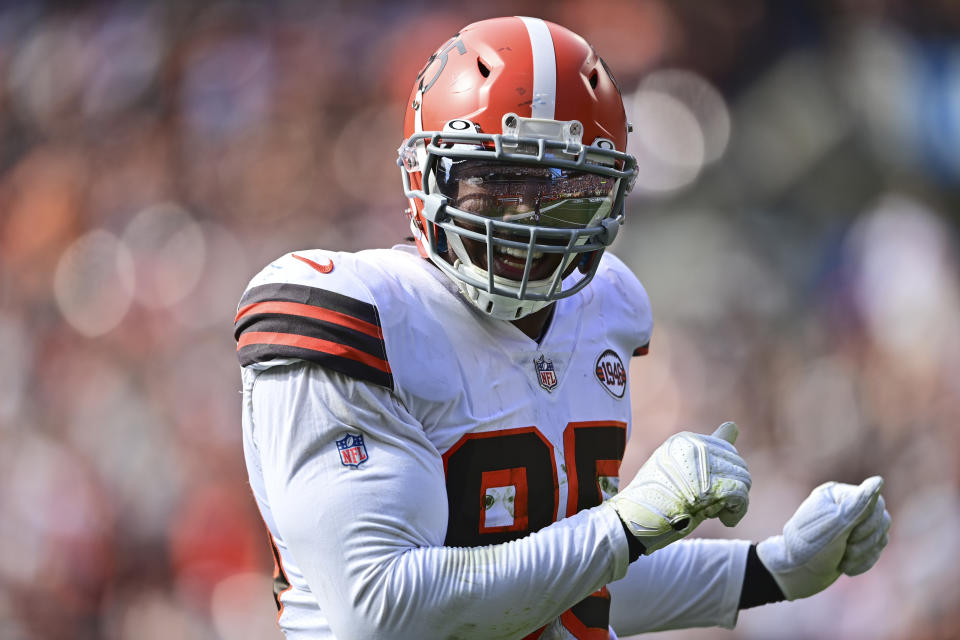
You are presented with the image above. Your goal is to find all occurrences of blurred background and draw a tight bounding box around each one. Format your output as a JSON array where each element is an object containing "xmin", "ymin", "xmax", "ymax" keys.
[{"xmin": 0, "ymin": 0, "xmax": 957, "ymax": 638}]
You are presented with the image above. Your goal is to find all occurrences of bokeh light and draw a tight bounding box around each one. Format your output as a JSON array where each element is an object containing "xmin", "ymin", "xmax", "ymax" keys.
[
  {"xmin": 629, "ymin": 90, "xmax": 706, "ymax": 193},
  {"xmin": 847, "ymin": 193, "xmax": 960, "ymax": 372},
  {"xmin": 627, "ymin": 70, "xmax": 730, "ymax": 194},
  {"xmin": 122, "ymin": 202, "xmax": 206, "ymax": 309},
  {"xmin": 53, "ymin": 229, "xmax": 134, "ymax": 337}
]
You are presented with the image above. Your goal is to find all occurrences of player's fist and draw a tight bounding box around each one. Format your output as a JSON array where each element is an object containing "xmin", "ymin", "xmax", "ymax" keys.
[
  {"xmin": 608, "ymin": 422, "xmax": 751, "ymax": 555},
  {"xmin": 756, "ymin": 476, "xmax": 891, "ymax": 600}
]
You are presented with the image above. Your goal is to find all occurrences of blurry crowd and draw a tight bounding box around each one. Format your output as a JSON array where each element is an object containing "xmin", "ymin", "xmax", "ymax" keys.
[{"xmin": 0, "ymin": 1, "xmax": 958, "ymax": 639}]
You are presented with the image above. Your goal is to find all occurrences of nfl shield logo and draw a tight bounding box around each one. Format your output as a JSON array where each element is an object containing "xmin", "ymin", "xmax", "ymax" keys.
[
  {"xmin": 533, "ymin": 354, "xmax": 558, "ymax": 392},
  {"xmin": 336, "ymin": 433, "xmax": 369, "ymax": 468}
]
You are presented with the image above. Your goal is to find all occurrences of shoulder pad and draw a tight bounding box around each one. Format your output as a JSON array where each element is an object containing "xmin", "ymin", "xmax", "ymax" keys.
[{"xmin": 234, "ymin": 252, "xmax": 393, "ymax": 389}]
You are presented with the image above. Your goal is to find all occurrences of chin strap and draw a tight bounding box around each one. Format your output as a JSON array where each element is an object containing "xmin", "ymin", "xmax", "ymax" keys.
[{"xmin": 451, "ymin": 261, "xmax": 551, "ymax": 321}]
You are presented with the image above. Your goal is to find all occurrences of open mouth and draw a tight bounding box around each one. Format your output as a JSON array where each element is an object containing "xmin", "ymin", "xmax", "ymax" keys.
[
  {"xmin": 488, "ymin": 242, "xmax": 559, "ymax": 281},
  {"xmin": 451, "ymin": 219, "xmax": 569, "ymax": 283}
]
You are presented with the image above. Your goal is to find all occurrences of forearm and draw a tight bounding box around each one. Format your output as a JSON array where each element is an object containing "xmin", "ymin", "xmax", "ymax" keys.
[
  {"xmin": 301, "ymin": 504, "xmax": 629, "ymax": 640},
  {"xmin": 608, "ymin": 538, "xmax": 750, "ymax": 634}
]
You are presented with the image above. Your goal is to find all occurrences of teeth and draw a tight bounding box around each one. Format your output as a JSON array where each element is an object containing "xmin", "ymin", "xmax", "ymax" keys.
[{"xmin": 496, "ymin": 246, "xmax": 544, "ymax": 260}]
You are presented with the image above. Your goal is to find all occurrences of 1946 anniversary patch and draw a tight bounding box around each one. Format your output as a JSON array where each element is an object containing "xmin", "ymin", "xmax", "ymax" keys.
[{"xmin": 595, "ymin": 349, "xmax": 626, "ymax": 398}]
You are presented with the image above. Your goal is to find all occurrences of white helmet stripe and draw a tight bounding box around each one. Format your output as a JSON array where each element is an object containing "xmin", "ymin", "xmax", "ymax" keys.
[
  {"xmin": 414, "ymin": 89, "xmax": 423, "ymax": 133},
  {"xmin": 518, "ymin": 16, "xmax": 556, "ymax": 120}
]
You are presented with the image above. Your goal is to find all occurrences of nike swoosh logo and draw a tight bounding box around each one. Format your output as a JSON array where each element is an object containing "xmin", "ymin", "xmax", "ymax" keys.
[{"xmin": 292, "ymin": 253, "xmax": 334, "ymax": 274}]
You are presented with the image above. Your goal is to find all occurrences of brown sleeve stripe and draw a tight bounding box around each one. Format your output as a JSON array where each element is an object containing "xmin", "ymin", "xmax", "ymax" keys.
[
  {"xmin": 238, "ymin": 332, "xmax": 391, "ymax": 373},
  {"xmin": 238, "ymin": 282, "xmax": 379, "ymax": 327},
  {"xmin": 235, "ymin": 300, "xmax": 383, "ymax": 339},
  {"xmin": 237, "ymin": 333, "xmax": 393, "ymax": 389},
  {"xmin": 632, "ymin": 343, "xmax": 650, "ymax": 357},
  {"xmin": 234, "ymin": 282, "xmax": 393, "ymax": 389}
]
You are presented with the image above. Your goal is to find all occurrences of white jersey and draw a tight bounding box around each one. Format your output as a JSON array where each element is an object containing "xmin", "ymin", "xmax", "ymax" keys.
[{"xmin": 235, "ymin": 246, "xmax": 748, "ymax": 639}]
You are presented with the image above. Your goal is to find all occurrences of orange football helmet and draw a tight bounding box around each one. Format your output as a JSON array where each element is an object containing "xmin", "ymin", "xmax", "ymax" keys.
[{"xmin": 398, "ymin": 16, "xmax": 637, "ymax": 320}]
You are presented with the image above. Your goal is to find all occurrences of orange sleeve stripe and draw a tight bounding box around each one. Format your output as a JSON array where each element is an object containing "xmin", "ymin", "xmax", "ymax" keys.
[
  {"xmin": 238, "ymin": 331, "xmax": 392, "ymax": 373},
  {"xmin": 235, "ymin": 300, "xmax": 383, "ymax": 339}
]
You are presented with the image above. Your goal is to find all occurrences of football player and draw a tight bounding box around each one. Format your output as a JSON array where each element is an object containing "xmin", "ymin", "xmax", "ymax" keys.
[{"xmin": 234, "ymin": 17, "xmax": 890, "ymax": 639}]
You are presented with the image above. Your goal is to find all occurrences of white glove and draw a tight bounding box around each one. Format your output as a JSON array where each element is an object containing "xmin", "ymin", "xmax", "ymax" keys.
[
  {"xmin": 609, "ymin": 422, "xmax": 751, "ymax": 554},
  {"xmin": 756, "ymin": 476, "xmax": 891, "ymax": 600}
]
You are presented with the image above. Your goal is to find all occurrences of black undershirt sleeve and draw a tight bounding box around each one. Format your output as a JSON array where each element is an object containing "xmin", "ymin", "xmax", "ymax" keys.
[
  {"xmin": 619, "ymin": 518, "xmax": 646, "ymax": 562},
  {"xmin": 738, "ymin": 544, "xmax": 786, "ymax": 609}
]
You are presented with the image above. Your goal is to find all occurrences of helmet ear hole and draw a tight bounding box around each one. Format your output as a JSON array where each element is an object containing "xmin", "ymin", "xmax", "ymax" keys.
[
  {"xmin": 589, "ymin": 69, "xmax": 599, "ymax": 89},
  {"xmin": 477, "ymin": 58, "xmax": 491, "ymax": 78}
]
